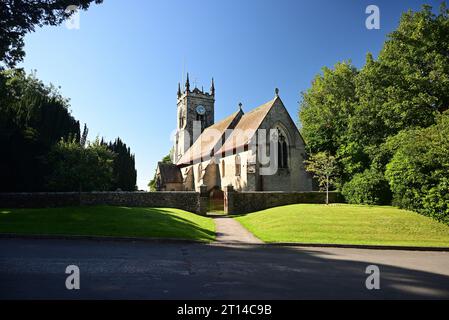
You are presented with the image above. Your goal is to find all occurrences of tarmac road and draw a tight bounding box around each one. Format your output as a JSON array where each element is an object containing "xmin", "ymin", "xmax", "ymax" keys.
[{"xmin": 1, "ymin": 238, "xmax": 449, "ymax": 299}]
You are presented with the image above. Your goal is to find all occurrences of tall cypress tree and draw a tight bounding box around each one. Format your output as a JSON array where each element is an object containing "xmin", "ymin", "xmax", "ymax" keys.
[{"xmin": 107, "ymin": 138, "xmax": 137, "ymax": 191}]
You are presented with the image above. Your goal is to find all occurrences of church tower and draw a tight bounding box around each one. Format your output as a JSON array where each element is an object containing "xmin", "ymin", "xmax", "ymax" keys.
[{"xmin": 174, "ymin": 74, "xmax": 215, "ymax": 163}]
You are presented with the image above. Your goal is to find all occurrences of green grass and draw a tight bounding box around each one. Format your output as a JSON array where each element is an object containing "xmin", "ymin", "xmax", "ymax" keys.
[
  {"xmin": 236, "ymin": 204, "xmax": 449, "ymax": 247},
  {"xmin": 0, "ymin": 206, "xmax": 215, "ymax": 242}
]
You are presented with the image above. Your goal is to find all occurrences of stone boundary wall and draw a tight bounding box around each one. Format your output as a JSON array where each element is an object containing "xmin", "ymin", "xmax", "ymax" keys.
[
  {"xmin": 0, "ymin": 191, "xmax": 206, "ymax": 215},
  {"xmin": 225, "ymin": 187, "xmax": 344, "ymax": 214}
]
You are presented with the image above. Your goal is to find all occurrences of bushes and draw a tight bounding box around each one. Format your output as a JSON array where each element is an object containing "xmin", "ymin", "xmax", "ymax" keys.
[
  {"xmin": 342, "ymin": 168, "xmax": 391, "ymax": 205},
  {"xmin": 341, "ymin": 113, "xmax": 449, "ymax": 225},
  {"xmin": 385, "ymin": 112, "xmax": 449, "ymax": 223},
  {"xmin": 46, "ymin": 138, "xmax": 115, "ymax": 192},
  {"xmin": 422, "ymin": 178, "xmax": 449, "ymax": 224}
]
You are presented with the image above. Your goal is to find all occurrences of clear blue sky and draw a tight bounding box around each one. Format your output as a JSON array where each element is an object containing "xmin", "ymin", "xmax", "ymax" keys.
[{"xmin": 19, "ymin": 0, "xmax": 441, "ymax": 190}]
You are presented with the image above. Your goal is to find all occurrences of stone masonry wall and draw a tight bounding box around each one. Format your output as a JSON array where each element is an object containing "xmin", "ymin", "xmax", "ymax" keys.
[
  {"xmin": 0, "ymin": 192, "xmax": 204, "ymax": 214},
  {"xmin": 225, "ymin": 189, "xmax": 344, "ymax": 214}
]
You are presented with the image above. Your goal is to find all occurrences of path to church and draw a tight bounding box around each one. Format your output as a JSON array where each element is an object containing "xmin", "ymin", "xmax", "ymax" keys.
[{"xmin": 213, "ymin": 217, "xmax": 264, "ymax": 244}]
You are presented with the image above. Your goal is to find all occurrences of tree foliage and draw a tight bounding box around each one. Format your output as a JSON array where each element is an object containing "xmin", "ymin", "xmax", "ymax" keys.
[
  {"xmin": 0, "ymin": 0, "xmax": 102, "ymax": 68},
  {"xmin": 107, "ymin": 138, "xmax": 137, "ymax": 191},
  {"xmin": 342, "ymin": 168, "xmax": 391, "ymax": 205},
  {"xmin": 0, "ymin": 69, "xmax": 80, "ymax": 191},
  {"xmin": 300, "ymin": 62, "xmax": 358, "ymax": 155},
  {"xmin": 385, "ymin": 112, "xmax": 449, "ymax": 223},
  {"xmin": 299, "ymin": 3, "xmax": 449, "ymax": 221},
  {"xmin": 0, "ymin": 69, "xmax": 138, "ymax": 192},
  {"xmin": 46, "ymin": 137, "xmax": 115, "ymax": 192},
  {"xmin": 0, "ymin": 1, "xmax": 139, "ymax": 193}
]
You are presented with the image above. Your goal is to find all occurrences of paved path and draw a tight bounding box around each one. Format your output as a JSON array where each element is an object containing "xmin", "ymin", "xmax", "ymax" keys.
[
  {"xmin": 213, "ymin": 217, "xmax": 263, "ymax": 244},
  {"xmin": 1, "ymin": 238, "xmax": 449, "ymax": 299}
]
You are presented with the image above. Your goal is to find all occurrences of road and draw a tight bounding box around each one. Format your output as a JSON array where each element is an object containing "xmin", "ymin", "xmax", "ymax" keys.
[{"xmin": 1, "ymin": 238, "xmax": 449, "ymax": 299}]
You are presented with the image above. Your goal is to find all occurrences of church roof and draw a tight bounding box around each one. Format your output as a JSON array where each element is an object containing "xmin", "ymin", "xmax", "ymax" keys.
[
  {"xmin": 157, "ymin": 162, "xmax": 183, "ymax": 183},
  {"xmin": 216, "ymin": 97, "xmax": 278, "ymax": 155},
  {"xmin": 176, "ymin": 96, "xmax": 279, "ymax": 166},
  {"xmin": 176, "ymin": 110, "xmax": 243, "ymax": 166}
]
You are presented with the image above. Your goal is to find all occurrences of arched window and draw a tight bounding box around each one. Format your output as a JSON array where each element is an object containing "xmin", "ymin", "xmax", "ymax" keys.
[
  {"xmin": 221, "ymin": 160, "xmax": 225, "ymax": 177},
  {"xmin": 277, "ymin": 131, "xmax": 289, "ymax": 169},
  {"xmin": 235, "ymin": 155, "xmax": 241, "ymax": 176},
  {"xmin": 282, "ymin": 139, "xmax": 288, "ymax": 169},
  {"xmin": 197, "ymin": 163, "xmax": 202, "ymax": 182}
]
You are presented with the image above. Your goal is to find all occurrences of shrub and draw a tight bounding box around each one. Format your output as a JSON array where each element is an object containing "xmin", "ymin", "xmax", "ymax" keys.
[
  {"xmin": 421, "ymin": 177, "xmax": 449, "ymax": 224},
  {"xmin": 385, "ymin": 112, "xmax": 449, "ymax": 224},
  {"xmin": 342, "ymin": 168, "xmax": 391, "ymax": 205}
]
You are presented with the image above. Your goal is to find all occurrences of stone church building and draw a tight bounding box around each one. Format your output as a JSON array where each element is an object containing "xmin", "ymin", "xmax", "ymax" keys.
[{"xmin": 155, "ymin": 74, "xmax": 313, "ymax": 193}]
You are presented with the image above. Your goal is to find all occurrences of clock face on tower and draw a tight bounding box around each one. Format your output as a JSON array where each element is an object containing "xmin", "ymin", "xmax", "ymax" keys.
[{"xmin": 196, "ymin": 105, "xmax": 206, "ymax": 115}]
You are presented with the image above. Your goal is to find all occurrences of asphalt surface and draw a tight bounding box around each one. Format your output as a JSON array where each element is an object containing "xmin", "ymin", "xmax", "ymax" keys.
[{"xmin": 1, "ymin": 238, "xmax": 449, "ymax": 299}]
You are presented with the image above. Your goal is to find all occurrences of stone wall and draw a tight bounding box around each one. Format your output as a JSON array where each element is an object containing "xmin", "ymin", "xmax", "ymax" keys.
[
  {"xmin": 225, "ymin": 187, "xmax": 344, "ymax": 214},
  {"xmin": 0, "ymin": 191, "xmax": 204, "ymax": 214}
]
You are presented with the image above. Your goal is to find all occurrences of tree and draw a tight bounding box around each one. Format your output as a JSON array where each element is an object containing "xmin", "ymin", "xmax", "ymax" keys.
[
  {"xmin": 107, "ymin": 138, "xmax": 137, "ymax": 191},
  {"xmin": 0, "ymin": 69, "xmax": 137, "ymax": 192},
  {"xmin": 350, "ymin": 3, "xmax": 449, "ymax": 161},
  {"xmin": 299, "ymin": 62, "xmax": 364, "ymax": 186},
  {"xmin": 304, "ymin": 152, "xmax": 338, "ymax": 204},
  {"xmin": 80, "ymin": 123, "xmax": 88, "ymax": 147},
  {"xmin": 46, "ymin": 137, "xmax": 115, "ymax": 192},
  {"xmin": 0, "ymin": 0, "xmax": 102, "ymax": 68},
  {"xmin": 0, "ymin": 69, "xmax": 80, "ymax": 192},
  {"xmin": 299, "ymin": 3, "xmax": 449, "ymax": 207},
  {"xmin": 299, "ymin": 62, "xmax": 358, "ymax": 155}
]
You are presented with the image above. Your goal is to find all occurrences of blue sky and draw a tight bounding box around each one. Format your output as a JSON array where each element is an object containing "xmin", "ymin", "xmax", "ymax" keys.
[{"xmin": 19, "ymin": 0, "xmax": 441, "ymax": 190}]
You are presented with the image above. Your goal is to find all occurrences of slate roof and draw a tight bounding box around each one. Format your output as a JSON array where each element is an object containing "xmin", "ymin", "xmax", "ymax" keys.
[
  {"xmin": 216, "ymin": 97, "xmax": 277, "ymax": 155},
  {"xmin": 176, "ymin": 96, "xmax": 279, "ymax": 166},
  {"xmin": 176, "ymin": 110, "xmax": 243, "ymax": 166},
  {"xmin": 157, "ymin": 162, "xmax": 183, "ymax": 183}
]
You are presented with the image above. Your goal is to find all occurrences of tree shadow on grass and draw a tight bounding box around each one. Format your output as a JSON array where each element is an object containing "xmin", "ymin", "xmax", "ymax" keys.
[{"xmin": 134, "ymin": 207, "xmax": 216, "ymax": 241}]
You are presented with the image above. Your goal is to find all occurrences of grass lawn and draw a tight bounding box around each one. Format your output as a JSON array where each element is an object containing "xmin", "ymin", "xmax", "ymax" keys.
[
  {"xmin": 235, "ymin": 204, "xmax": 449, "ymax": 247},
  {"xmin": 0, "ymin": 206, "xmax": 215, "ymax": 242}
]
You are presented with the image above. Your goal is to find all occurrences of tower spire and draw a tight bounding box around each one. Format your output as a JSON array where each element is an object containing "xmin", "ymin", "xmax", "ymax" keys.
[
  {"xmin": 177, "ymin": 82, "xmax": 181, "ymax": 97},
  {"xmin": 185, "ymin": 72, "xmax": 190, "ymax": 92},
  {"xmin": 210, "ymin": 77, "xmax": 215, "ymax": 96}
]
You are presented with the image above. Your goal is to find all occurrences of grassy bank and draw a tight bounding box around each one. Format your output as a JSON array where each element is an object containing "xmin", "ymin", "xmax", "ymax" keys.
[
  {"xmin": 236, "ymin": 204, "xmax": 449, "ymax": 247},
  {"xmin": 0, "ymin": 206, "xmax": 215, "ymax": 242}
]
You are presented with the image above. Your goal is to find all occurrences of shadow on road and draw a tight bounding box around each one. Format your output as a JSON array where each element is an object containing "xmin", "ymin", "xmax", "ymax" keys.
[{"xmin": 0, "ymin": 238, "xmax": 448, "ymax": 299}]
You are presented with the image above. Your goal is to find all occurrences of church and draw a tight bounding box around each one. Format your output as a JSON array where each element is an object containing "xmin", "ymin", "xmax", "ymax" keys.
[{"xmin": 155, "ymin": 74, "xmax": 313, "ymax": 193}]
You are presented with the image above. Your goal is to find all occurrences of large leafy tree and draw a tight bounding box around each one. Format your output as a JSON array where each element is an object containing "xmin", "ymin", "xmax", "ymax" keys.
[
  {"xmin": 299, "ymin": 61, "xmax": 363, "ymax": 185},
  {"xmin": 351, "ymin": 4, "xmax": 449, "ymax": 154},
  {"xmin": 299, "ymin": 61, "xmax": 358, "ymax": 155},
  {"xmin": 0, "ymin": 69, "xmax": 80, "ymax": 191},
  {"xmin": 0, "ymin": 0, "xmax": 102, "ymax": 68}
]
